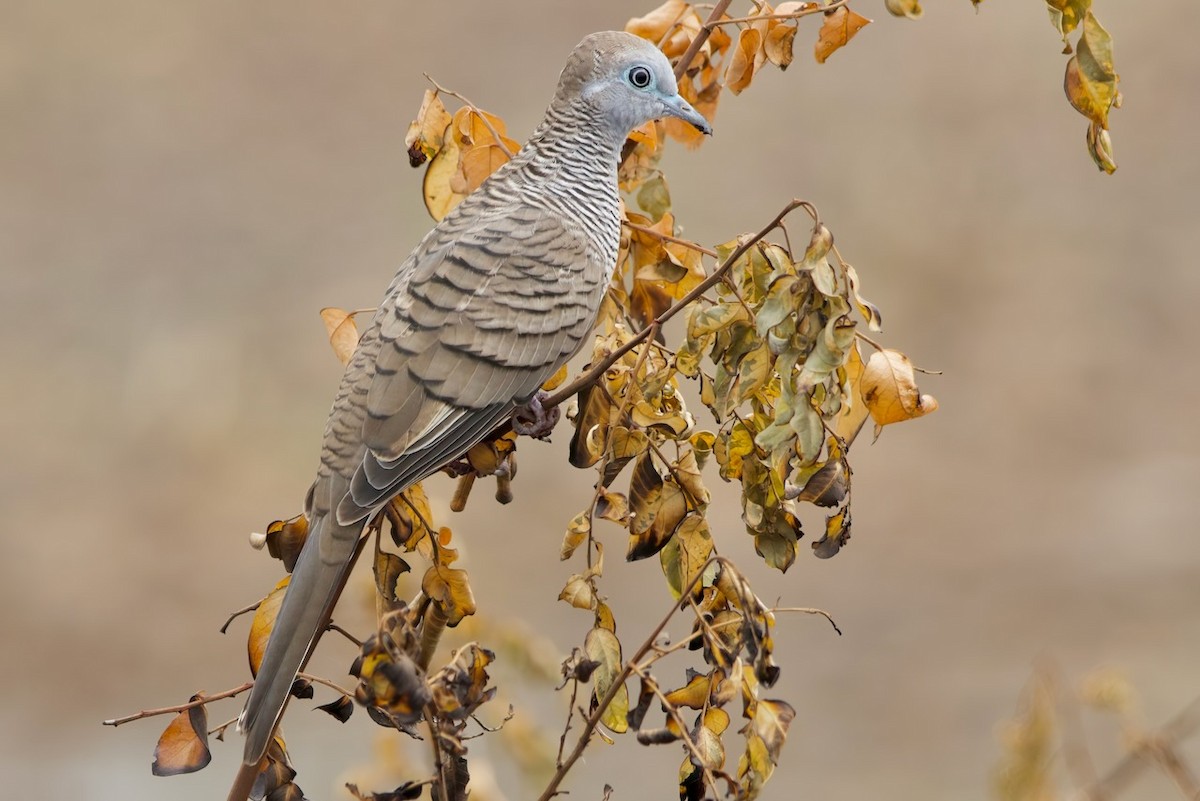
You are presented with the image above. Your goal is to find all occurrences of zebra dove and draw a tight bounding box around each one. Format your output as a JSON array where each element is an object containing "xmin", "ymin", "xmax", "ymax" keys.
[{"xmin": 230, "ymin": 30, "xmax": 711, "ymax": 799}]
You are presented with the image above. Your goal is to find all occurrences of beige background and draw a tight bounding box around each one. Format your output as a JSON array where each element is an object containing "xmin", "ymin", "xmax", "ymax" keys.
[{"xmin": 3, "ymin": 1, "xmax": 1198, "ymax": 799}]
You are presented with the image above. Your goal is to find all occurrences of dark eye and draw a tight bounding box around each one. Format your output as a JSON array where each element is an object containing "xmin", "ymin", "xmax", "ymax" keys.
[{"xmin": 628, "ymin": 65, "xmax": 652, "ymax": 89}]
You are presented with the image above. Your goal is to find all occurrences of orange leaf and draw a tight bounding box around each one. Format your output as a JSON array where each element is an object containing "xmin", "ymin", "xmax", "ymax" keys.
[
  {"xmin": 726, "ymin": 28, "xmax": 763, "ymax": 95},
  {"xmin": 319, "ymin": 307, "xmax": 361, "ymax": 366},
  {"xmin": 860, "ymin": 349, "xmax": 938, "ymax": 437},
  {"xmin": 152, "ymin": 696, "xmax": 211, "ymax": 776},
  {"xmin": 814, "ymin": 7, "xmax": 872, "ymax": 64},
  {"xmin": 248, "ymin": 576, "xmax": 290, "ymax": 677}
]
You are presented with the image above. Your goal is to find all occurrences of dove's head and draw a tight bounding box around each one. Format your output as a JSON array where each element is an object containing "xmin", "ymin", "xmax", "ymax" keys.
[{"xmin": 556, "ymin": 31, "xmax": 713, "ymax": 139}]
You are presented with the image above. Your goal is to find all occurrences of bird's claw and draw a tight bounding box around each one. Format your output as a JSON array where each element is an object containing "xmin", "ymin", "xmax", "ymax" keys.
[{"xmin": 512, "ymin": 390, "xmax": 560, "ymax": 439}]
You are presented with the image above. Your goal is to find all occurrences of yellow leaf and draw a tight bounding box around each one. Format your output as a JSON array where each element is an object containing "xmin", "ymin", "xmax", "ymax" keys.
[
  {"xmin": 595, "ymin": 491, "xmax": 630, "ymax": 525},
  {"xmin": 860, "ymin": 349, "xmax": 939, "ymax": 434},
  {"xmin": 726, "ymin": 28, "xmax": 762, "ymax": 95},
  {"xmin": 421, "ymin": 565, "xmax": 476, "ymax": 626},
  {"xmin": 1063, "ymin": 11, "xmax": 1118, "ymax": 128},
  {"xmin": 884, "ymin": 0, "xmax": 923, "ymax": 19},
  {"xmin": 833, "ymin": 341, "xmax": 871, "ymax": 444},
  {"xmin": 561, "ymin": 510, "xmax": 592, "ymax": 560},
  {"xmin": 814, "ymin": 7, "xmax": 872, "ymax": 64},
  {"xmin": 540, "ymin": 363, "xmax": 568, "ymax": 392},
  {"xmin": 248, "ymin": 576, "xmax": 290, "ymax": 677},
  {"xmin": 584, "ymin": 626, "xmax": 629, "ymax": 733},
  {"xmin": 626, "ymin": 0, "xmax": 703, "ymax": 58},
  {"xmin": 460, "ymin": 143, "xmax": 512, "ymax": 195},
  {"xmin": 319, "ymin": 307, "xmax": 361, "ymax": 366},
  {"xmin": 559, "ymin": 573, "xmax": 598, "ymax": 610},
  {"xmin": 152, "ymin": 696, "xmax": 211, "ymax": 776},
  {"xmin": 404, "ymin": 89, "xmax": 453, "ymax": 167},
  {"xmin": 422, "ymin": 118, "xmax": 464, "ymax": 221}
]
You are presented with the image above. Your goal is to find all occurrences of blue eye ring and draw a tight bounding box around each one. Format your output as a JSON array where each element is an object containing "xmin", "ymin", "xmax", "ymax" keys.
[{"xmin": 627, "ymin": 65, "xmax": 653, "ymax": 89}]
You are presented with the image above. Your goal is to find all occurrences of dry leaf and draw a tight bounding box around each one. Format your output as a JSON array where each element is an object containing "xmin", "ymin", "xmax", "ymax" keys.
[
  {"xmin": 152, "ymin": 696, "xmax": 212, "ymax": 776},
  {"xmin": 860, "ymin": 349, "xmax": 938, "ymax": 436},
  {"xmin": 726, "ymin": 28, "xmax": 763, "ymax": 95},
  {"xmin": 814, "ymin": 7, "xmax": 872, "ymax": 64},
  {"xmin": 319, "ymin": 307, "xmax": 361, "ymax": 365},
  {"xmin": 248, "ymin": 576, "xmax": 290, "ymax": 676}
]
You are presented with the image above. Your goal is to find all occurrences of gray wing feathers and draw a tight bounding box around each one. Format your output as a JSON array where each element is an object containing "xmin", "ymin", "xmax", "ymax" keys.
[{"xmin": 329, "ymin": 205, "xmax": 603, "ymax": 525}]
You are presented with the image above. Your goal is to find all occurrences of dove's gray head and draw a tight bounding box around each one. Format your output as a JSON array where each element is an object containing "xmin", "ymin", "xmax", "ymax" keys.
[{"xmin": 554, "ymin": 31, "xmax": 713, "ymax": 138}]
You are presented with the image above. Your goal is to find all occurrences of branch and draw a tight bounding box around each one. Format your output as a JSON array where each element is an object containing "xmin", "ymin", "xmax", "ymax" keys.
[
  {"xmin": 102, "ymin": 683, "xmax": 254, "ymax": 727},
  {"xmin": 673, "ymin": 0, "xmax": 735, "ymax": 81},
  {"xmin": 546, "ymin": 198, "xmax": 810, "ymax": 409},
  {"xmin": 537, "ymin": 556, "xmax": 735, "ymax": 801},
  {"xmin": 423, "ymin": 74, "xmax": 515, "ymax": 159}
]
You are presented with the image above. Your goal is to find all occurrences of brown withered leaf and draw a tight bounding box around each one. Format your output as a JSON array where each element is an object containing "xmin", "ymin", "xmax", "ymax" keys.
[
  {"xmin": 460, "ymin": 143, "xmax": 511, "ymax": 196},
  {"xmin": 630, "ymin": 279, "xmax": 674, "ymax": 331},
  {"xmin": 387, "ymin": 484, "xmax": 434, "ymax": 553},
  {"xmin": 569, "ymin": 382, "xmax": 613, "ymax": 469},
  {"xmin": 264, "ymin": 514, "xmax": 308, "ymax": 572},
  {"xmin": 428, "ymin": 644, "xmax": 495, "ymax": 720},
  {"xmin": 421, "ymin": 565, "xmax": 476, "ymax": 627},
  {"xmin": 791, "ymin": 458, "xmax": 846, "ymax": 507},
  {"xmin": 248, "ymin": 576, "xmax": 290, "ymax": 676},
  {"xmin": 316, "ymin": 695, "xmax": 354, "ymax": 723},
  {"xmin": 860, "ymin": 348, "xmax": 939, "ymax": 437},
  {"xmin": 814, "ymin": 7, "xmax": 872, "ymax": 64},
  {"xmin": 404, "ymin": 89, "xmax": 453, "ymax": 167},
  {"xmin": 561, "ymin": 510, "xmax": 592, "ymax": 560},
  {"xmin": 626, "ymin": 1, "xmax": 697, "ymax": 57},
  {"xmin": 319, "ymin": 307, "xmax": 362, "ymax": 366},
  {"xmin": 604, "ymin": 425, "xmax": 650, "ymax": 485},
  {"xmin": 374, "ymin": 548, "xmax": 410, "ymax": 616},
  {"xmin": 627, "ymin": 451, "xmax": 666, "ymax": 561},
  {"xmin": 585, "ymin": 626, "xmax": 629, "ymax": 733},
  {"xmin": 152, "ymin": 695, "xmax": 211, "ymax": 776},
  {"xmin": 628, "ymin": 675, "xmax": 657, "ymax": 731},
  {"xmin": 1064, "ymin": 11, "xmax": 1118, "ymax": 129},
  {"xmin": 660, "ymin": 513, "xmax": 715, "ymax": 599},
  {"xmin": 353, "ymin": 637, "xmax": 430, "ymax": 725},
  {"xmin": 596, "ymin": 490, "xmax": 630, "ymax": 524},
  {"xmin": 764, "ymin": 23, "xmax": 798, "ymax": 70},
  {"xmin": 726, "ymin": 28, "xmax": 763, "ymax": 95},
  {"xmin": 813, "ymin": 507, "xmax": 850, "ymax": 559}
]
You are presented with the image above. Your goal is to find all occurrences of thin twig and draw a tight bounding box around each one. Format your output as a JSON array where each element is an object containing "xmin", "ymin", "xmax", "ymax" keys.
[
  {"xmin": 673, "ymin": 0, "xmax": 735, "ymax": 81},
  {"xmin": 719, "ymin": 1, "xmax": 850, "ymax": 27},
  {"xmin": 220, "ymin": 601, "xmax": 261, "ymax": 634},
  {"xmin": 538, "ymin": 557, "xmax": 735, "ymax": 801},
  {"xmin": 297, "ymin": 672, "xmax": 355, "ymax": 700},
  {"xmin": 423, "ymin": 74, "xmax": 515, "ymax": 159},
  {"xmin": 102, "ymin": 683, "xmax": 254, "ymax": 727},
  {"xmin": 624, "ymin": 220, "xmax": 719, "ymax": 258},
  {"xmin": 771, "ymin": 606, "xmax": 842, "ymax": 635}
]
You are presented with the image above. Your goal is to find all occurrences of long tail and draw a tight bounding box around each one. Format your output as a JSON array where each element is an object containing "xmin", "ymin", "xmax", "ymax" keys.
[{"xmin": 229, "ymin": 507, "xmax": 364, "ymax": 800}]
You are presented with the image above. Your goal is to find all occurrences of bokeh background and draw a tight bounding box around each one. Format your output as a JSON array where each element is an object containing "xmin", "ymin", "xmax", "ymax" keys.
[{"xmin": 4, "ymin": 1, "xmax": 1198, "ymax": 799}]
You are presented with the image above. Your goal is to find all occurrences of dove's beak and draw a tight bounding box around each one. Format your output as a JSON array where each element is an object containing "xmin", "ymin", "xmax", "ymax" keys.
[{"xmin": 662, "ymin": 94, "xmax": 713, "ymax": 136}]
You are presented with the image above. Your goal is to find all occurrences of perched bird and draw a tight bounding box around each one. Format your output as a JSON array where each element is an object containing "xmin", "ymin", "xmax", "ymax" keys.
[{"xmin": 229, "ymin": 30, "xmax": 711, "ymax": 799}]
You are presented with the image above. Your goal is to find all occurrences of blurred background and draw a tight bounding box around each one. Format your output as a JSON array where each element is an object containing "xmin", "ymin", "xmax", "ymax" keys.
[{"xmin": 3, "ymin": 1, "xmax": 1198, "ymax": 799}]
